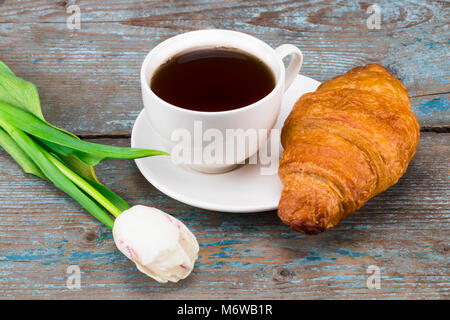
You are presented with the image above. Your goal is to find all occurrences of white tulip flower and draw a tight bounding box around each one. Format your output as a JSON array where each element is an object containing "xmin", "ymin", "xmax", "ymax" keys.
[{"xmin": 112, "ymin": 205, "xmax": 199, "ymax": 283}]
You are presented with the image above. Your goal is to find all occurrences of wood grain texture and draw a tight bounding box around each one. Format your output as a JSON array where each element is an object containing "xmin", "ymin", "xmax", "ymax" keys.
[
  {"xmin": 0, "ymin": 0, "xmax": 448, "ymax": 135},
  {"xmin": 0, "ymin": 133, "xmax": 448, "ymax": 299},
  {"xmin": 0, "ymin": 0, "xmax": 449, "ymax": 300}
]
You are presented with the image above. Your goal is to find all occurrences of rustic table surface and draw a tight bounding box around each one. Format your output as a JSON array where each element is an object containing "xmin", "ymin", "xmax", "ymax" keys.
[{"xmin": 0, "ymin": 0, "xmax": 448, "ymax": 300}]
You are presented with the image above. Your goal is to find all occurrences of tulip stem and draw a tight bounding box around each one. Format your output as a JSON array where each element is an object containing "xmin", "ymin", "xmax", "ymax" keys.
[{"xmin": 46, "ymin": 153, "xmax": 122, "ymax": 218}]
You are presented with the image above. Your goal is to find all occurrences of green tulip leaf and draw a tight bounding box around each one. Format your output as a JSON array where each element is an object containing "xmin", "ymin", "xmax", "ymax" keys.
[
  {"xmin": 0, "ymin": 126, "xmax": 45, "ymax": 179},
  {"xmin": 0, "ymin": 120, "xmax": 115, "ymax": 228},
  {"xmin": 0, "ymin": 61, "xmax": 101, "ymax": 182},
  {"xmin": 0, "ymin": 60, "xmax": 166, "ymax": 228},
  {"xmin": 0, "ymin": 101, "xmax": 168, "ymax": 166}
]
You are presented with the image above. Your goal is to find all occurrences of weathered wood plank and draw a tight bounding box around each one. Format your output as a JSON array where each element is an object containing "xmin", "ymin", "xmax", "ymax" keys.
[
  {"xmin": 0, "ymin": 133, "xmax": 448, "ymax": 299},
  {"xmin": 0, "ymin": 0, "xmax": 448, "ymax": 135},
  {"xmin": 0, "ymin": 0, "xmax": 448, "ymax": 300},
  {"xmin": 0, "ymin": 0, "xmax": 448, "ymax": 27}
]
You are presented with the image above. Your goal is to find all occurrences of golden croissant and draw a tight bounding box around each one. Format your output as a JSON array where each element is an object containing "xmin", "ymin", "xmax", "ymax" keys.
[{"xmin": 278, "ymin": 64, "xmax": 420, "ymax": 234}]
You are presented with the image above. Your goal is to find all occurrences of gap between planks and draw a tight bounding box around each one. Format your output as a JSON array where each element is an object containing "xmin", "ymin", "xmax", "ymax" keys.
[{"xmin": 78, "ymin": 126, "xmax": 450, "ymax": 140}]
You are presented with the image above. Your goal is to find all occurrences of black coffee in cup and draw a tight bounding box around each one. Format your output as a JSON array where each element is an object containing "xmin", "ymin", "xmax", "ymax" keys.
[{"xmin": 150, "ymin": 48, "xmax": 275, "ymax": 112}]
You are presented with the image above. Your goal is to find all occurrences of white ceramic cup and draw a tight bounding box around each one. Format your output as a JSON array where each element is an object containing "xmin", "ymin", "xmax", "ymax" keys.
[{"xmin": 141, "ymin": 29, "xmax": 303, "ymax": 173}]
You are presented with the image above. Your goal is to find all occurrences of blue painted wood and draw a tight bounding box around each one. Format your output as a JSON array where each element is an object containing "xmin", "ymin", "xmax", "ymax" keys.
[
  {"xmin": 0, "ymin": 0, "xmax": 448, "ymax": 299},
  {"xmin": 0, "ymin": 0, "xmax": 447, "ymax": 135},
  {"xmin": 0, "ymin": 135, "xmax": 448, "ymax": 299}
]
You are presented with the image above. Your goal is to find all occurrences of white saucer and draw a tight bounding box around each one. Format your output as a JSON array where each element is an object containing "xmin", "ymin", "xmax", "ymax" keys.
[{"xmin": 131, "ymin": 74, "xmax": 320, "ymax": 212}]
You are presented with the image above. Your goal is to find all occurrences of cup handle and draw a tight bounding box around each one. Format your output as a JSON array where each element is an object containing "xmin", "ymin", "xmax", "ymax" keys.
[{"xmin": 275, "ymin": 44, "xmax": 303, "ymax": 92}]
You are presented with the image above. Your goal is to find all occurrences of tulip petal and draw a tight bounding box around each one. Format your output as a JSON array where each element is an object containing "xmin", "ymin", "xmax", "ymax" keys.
[{"xmin": 113, "ymin": 205, "xmax": 199, "ymax": 283}]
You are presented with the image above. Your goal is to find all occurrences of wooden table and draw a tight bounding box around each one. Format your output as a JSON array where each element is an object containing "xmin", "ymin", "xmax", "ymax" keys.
[{"xmin": 0, "ymin": 0, "xmax": 448, "ymax": 299}]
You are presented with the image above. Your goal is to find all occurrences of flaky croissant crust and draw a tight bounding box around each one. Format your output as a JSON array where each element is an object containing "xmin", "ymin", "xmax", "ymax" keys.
[{"xmin": 278, "ymin": 64, "xmax": 420, "ymax": 234}]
